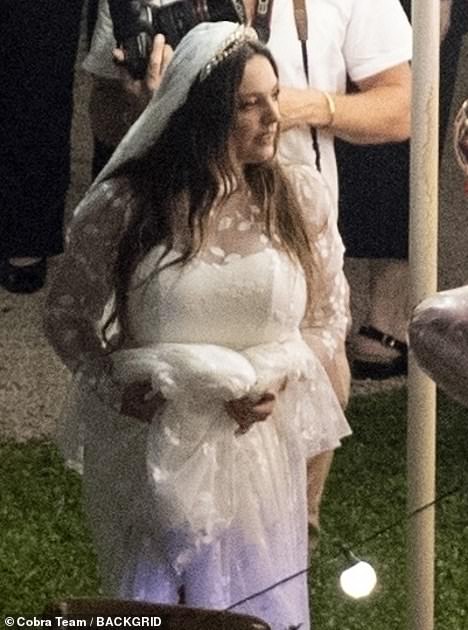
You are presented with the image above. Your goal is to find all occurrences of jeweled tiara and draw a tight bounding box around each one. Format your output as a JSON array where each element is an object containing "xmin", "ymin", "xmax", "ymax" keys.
[{"xmin": 200, "ymin": 25, "xmax": 259, "ymax": 81}]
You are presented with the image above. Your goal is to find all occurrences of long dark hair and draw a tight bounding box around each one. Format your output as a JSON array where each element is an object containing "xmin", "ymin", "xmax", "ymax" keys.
[{"xmin": 103, "ymin": 40, "xmax": 320, "ymax": 344}]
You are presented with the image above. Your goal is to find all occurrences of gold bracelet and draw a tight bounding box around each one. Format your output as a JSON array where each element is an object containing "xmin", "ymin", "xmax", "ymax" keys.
[{"xmin": 322, "ymin": 91, "xmax": 336, "ymax": 127}]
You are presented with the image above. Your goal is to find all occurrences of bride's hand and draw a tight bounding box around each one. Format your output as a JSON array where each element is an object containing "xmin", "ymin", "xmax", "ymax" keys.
[
  {"xmin": 120, "ymin": 380, "xmax": 166, "ymax": 423},
  {"xmin": 225, "ymin": 378, "xmax": 287, "ymax": 435}
]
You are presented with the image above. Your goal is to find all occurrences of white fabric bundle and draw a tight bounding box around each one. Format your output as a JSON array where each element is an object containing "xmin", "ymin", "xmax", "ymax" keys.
[
  {"xmin": 58, "ymin": 334, "xmax": 347, "ymax": 579},
  {"xmin": 109, "ymin": 338, "xmax": 323, "ymax": 570},
  {"xmin": 110, "ymin": 343, "xmax": 257, "ymax": 402}
]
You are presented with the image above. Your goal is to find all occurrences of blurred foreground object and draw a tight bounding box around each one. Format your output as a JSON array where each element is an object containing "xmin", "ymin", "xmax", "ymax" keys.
[
  {"xmin": 44, "ymin": 597, "xmax": 271, "ymax": 629},
  {"xmin": 409, "ymin": 285, "xmax": 468, "ymax": 406},
  {"xmin": 453, "ymin": 98, "xmax": 468, "ymax": 181},
  {"xmin": 409, "ymin": 100, "xmax": 468, "ymax": 406}
]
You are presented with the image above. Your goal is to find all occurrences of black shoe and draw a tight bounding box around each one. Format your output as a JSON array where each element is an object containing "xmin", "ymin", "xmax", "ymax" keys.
[
  {"xmin": 0, "ymin": 258, "xmax": 47, "ymax": 294},
  {"xmin": 352, "ymin": 325, "xmax": 408, "ymax": 380}
]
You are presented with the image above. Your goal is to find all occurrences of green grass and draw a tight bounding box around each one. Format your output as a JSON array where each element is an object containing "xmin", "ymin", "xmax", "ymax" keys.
[
  {"xmin": 313, "ymin": 388, "xmax": 468, "ymax": 630},
  {"xmin": 0, "ymin": 444, "xmax": 99, "ymax": 617},
  {"xmin": 0, "ymin": 389, "xmax": 467, "ymax": 628}
]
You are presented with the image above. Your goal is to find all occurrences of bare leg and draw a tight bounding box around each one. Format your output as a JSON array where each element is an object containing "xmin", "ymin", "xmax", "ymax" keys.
[
  {"xmin": 307, "ymin": 449, "xmax": 334, "ymax": 550},
  {"xmin": 352, "ymin": 258, "xmax": 409, "ymax": 363}
]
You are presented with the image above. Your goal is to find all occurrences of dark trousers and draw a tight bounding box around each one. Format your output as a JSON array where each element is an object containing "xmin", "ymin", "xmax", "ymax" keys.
[
  {"xmin": 337, "ymin": 0, "xmax": 467, "ymax": 260},
  {"xmin": 0, "ymin": 0, "xmax": 84, "ymax": 258}
]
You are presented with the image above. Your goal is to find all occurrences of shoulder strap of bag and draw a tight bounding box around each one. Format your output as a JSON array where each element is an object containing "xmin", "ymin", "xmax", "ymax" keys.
[
  {"xmin": 252, "ymin": 0, "xmax": 276, "ymax": 42},
  {"xmin": 292, "ymin": 0, "xmax": 309, "ymax": 79},
  {"xmin": 292, "ymin": 0, "xmax": 308, "ymax": 43},
  {"xmin": 292, "ymin": 0, "xmax": 322, "ymax": 171}
]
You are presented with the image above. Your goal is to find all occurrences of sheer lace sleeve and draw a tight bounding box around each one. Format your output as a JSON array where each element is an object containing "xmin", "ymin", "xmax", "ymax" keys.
[
  {"xmin": 284, "ymin": 163, "xmax": 351, "ymax": 406},
  {"xmin": 44, "ymin": 178, "xmax": 134, "ymax": 405}
]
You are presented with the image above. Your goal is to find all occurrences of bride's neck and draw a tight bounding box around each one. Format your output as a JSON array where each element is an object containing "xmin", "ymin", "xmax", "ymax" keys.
[{"xmin": 214, "ymin": 164, "xmax": 248, "ymax": 199}]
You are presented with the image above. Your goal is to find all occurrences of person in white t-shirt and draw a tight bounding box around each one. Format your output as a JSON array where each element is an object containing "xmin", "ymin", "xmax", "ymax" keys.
[
  {"xmin": 85, "ymin": 0, "xmax": 412, "ymax": 213},
  {"xmin": 339, "ymin": 1, "xmax": 456, "ymax": 382},
  {"xmin": 83, "ymin": 0, "xmax": 411, "ymax": 541}
]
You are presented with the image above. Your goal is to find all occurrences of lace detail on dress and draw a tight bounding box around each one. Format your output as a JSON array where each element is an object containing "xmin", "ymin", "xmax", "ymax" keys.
[
  {"xmin": 166, "ymin": 186, "xmax": 282, "ymax": 268},
  {"xmin": 284, "ymin": 163, "xmax": 349, "ymax": 361},
  {"xmin": 45, "ymin": 163, "xmax": 349, "ymax": 409},
  {"xmin": 44, "ymin": 178, "xmax": 136, "ymax": 408},
  {"xmin": 44, "ymin": 162, "xmax": 351, "ymax": 630}
]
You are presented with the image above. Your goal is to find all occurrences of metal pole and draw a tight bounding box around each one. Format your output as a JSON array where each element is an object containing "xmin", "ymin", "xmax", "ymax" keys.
[{"xmin": 407, "ymin": 1, "xmax": 440, "ymax": 629}]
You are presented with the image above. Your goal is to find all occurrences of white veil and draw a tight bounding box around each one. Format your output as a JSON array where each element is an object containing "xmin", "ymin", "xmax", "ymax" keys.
[{"xmin": 84, "ymin": 21, "xmax": 258, "ymax": 196}]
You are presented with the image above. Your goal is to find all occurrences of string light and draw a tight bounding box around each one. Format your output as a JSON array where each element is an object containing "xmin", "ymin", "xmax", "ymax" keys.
[
  {"xmin": 339, "ymin": 549, "xmax": 377, "ymax": 599},
  {"xmin": 223, "ymin": 481, "xmax": 463, "ymax": 613},
  {"xmin": 142, "ymin": 480, "xmax": 465, "ymax": 630}
]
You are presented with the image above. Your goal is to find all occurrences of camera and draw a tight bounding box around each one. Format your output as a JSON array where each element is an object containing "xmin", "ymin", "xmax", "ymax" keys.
[{"xmin": 109, "ymin": 0, "xmax": 245, "ymax": 80}]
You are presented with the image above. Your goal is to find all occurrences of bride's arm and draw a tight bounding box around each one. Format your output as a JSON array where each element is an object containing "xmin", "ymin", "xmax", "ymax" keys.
[
  {"xmin": 285, "ymin": 164, "xmax": 351, "ymax": 408},
  {"xmin": 283, "ymin": 164, "xmax": 351, "ymax": 535},
  {"xmin": 45, "ymin": 180, "xmax": 127, "ymax": 368},
  {"xmin": 44, "ymin": 178, "xmax": 143, "ymax": 412},
  {"xmin": 301, "ymin": 229, "xmax": 351, "ymax": 409}
]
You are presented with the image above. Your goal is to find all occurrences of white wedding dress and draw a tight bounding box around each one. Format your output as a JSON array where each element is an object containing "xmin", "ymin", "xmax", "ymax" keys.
[{"xmin": 46, "ymin": 164, "xmax": 351, "ymax": 630}]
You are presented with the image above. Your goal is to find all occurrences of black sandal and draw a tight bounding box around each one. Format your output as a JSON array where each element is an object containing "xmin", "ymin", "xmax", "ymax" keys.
[
  {"xmin": 0, "ymin": 258, "xmax": 47, "ymax": 294},
  {"xmin": 352, "ymin": 325, "xmax": 408, "ymax": 380}
]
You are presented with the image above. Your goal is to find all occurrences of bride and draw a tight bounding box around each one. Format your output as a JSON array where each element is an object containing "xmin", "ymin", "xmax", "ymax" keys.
[{"xmin": 45, "ymin": 22, "xmax": 351, "ymax": 630}]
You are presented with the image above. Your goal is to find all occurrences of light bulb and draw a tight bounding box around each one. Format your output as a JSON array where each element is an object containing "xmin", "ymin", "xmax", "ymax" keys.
[{"xmin": 339, "ymin": 560, "xmax": 377, "ymax": 599}]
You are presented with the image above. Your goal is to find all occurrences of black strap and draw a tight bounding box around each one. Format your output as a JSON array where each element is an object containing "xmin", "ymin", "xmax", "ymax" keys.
[
  {"xmin": 359, "ymin": 326, "xmax": 408, "ymax": 356},
  {"xmin": 251, "ymin": 0, "xmax": 275, "ymax": 43},
  {"xmin": 292, "ymin": 0, "xmax": 322, "ymax": 172},
  {"xmin": 243, "ymin": 0, "xmax": 321, "ymax": 170}
]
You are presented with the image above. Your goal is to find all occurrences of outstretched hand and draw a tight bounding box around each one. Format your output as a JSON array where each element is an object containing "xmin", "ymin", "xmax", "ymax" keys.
[{"xmin": 113, "ymin": 33, "xmax": 174, "ymax": 103}]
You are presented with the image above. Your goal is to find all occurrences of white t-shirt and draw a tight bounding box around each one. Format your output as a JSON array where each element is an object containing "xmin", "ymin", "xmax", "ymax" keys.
[
  {"xmin": 84, "ymin": 0, "xmax": 412, "ymax": 215},
  {"xmin": 269, "ymin": 0, "xmax": 412, "ymax": 214}
]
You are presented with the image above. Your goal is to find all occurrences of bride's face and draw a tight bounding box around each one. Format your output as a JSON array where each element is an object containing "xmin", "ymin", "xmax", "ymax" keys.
[{"xmin": 229, "ymin": 54, "xmax": 280, "ymax": 166}]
